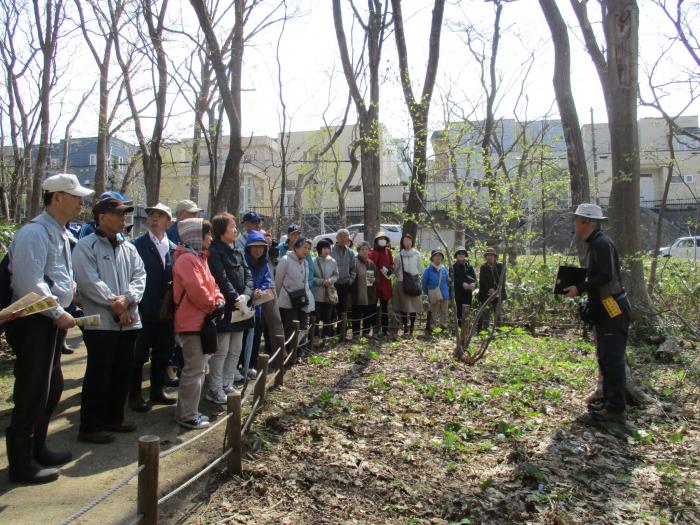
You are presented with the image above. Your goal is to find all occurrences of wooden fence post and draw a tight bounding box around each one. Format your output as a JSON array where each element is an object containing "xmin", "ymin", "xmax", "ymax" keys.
[
  {"xmin": 339, "ymin": 311, "xmax": 348, "ymax": 341},
  {"xmin": 274, "ymin": 334, "xmax": 286, "ymax": 387},
  {"xmin": 461, "ymin": 304, "xmax": 470, "ymax": 344},
  {"xmin": 290, "ymin": 320, "xmax": 300, "ymax": 364},
  {"xmin": 254, "ymin": 353, "xmax": 269, "ymax": 405},
  {"xmin": 137, "ymin": 435, "xmax": 160, "ymax": 525},
  {"xmin": 226, "ymin": 391, "xmax": 242, "ymax": 476}
]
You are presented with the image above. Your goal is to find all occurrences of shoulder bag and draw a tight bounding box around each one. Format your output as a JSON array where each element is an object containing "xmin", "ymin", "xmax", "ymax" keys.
[
  {"xmin": 285, "ymin": 259, "xmax": 309, "ymax": 309},
  {"xmin": 401, "ymin": 253, "xmax": 422, "ymax": 296},
  {"xmin": 428, "ymin": 267, "xmax": 444, "ymax": 305}
]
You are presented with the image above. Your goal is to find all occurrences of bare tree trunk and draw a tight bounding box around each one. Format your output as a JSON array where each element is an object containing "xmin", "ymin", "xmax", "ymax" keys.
[
  {"xmin": 30, "ymin": 0, "xmax": 64, "ymax": 217},
  {"xmin": 647, "ymin": 122, "xmax": 675, "ymax": 295},
  {"xmin": 61, "ymin": 83, "xmax": 94, "ymax": 172},
  {"xmin": 571, "ymin": 0, "xmax": 654, "ymax": 321},
  {"xmin": 190, "ymin": 58, "xmax": 211, "ymax": 203},
  {"xmin": 539, "ymin": 0, "xmax": 590, "ymax": 260},
  {"xmin": 393, "ymin": 0, "xmax": 445, "ymax": 240}
]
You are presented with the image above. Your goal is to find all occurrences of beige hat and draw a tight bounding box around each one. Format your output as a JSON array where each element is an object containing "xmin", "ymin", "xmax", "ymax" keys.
[
  {"xmin": 145, "ymin": 203, "xmax": 172, "ymax": 220},
  {"xmin": 573, "ymin": 203, "xmax": 607, "ymax": 220},
  {"xmin": 484, "ymin": 246, "xmax": 497, "ymax": 257},
  {"xmin": 175, "ymin": 199, "xmax": 203, "ymax": 214},
  {"xmin": 42, "ymin": 173, "xmax": 94, "ymax": 197}
]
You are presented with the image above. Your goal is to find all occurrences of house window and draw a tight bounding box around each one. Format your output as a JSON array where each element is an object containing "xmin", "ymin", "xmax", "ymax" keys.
[
  {"xmin": 89, "ymin": 154, "xmax": 97, "ymax": 166},
  {"xmin": 684, "ymin": 175, "xmax": 694, "ymax": 184}
]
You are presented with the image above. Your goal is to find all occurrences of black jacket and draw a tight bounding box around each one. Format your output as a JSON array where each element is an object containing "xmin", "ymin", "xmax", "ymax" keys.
[
  {"xmin": 207, "ymin": 239, "xmax": 254, "ymax": 332},
  {"xmin": 478, "ymin": 262, "xmax": 506, "ymax": 303},
  {"xmin": 453, "ymin": 260, "xmax": 476, "ymax": 302},
  {"xmin": 133, "ymin": 233, "xmax": 175, "ymax": 322},
  {"xmin": 580, "ymin": 229, "xmax": 623, "ymax": 303}
]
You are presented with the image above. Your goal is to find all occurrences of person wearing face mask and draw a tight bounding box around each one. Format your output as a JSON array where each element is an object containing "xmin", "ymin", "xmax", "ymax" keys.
[{"xmin": 368, "ymin": 232, "xmax": 393, "ymax": 337}]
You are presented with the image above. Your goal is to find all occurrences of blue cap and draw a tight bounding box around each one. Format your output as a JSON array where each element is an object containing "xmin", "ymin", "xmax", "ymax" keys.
[
  {"xmin": 99, "ymin": 191, "xmax": 133, "ymax": 206},
  {"xmin": 242, "ymin": 211, "xmax": 262, "ymax": 223},
  {"xmin": 287, "ymin": 224, "xmax": 302, "ymax": 234}
]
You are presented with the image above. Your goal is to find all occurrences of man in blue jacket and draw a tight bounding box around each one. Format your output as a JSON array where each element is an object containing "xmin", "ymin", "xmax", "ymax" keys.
[{"xmin": 129, "ymin": 203, "xmax": 177, "ymax": 412}]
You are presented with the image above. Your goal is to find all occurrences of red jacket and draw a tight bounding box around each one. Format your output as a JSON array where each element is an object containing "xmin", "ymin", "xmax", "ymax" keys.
[
  {"xmin": 369, "ymin": 247, "xmax": 394, "ymax": 300},
  {"xmin": 172, "ymin": 246, "xmax": 224, "ymax": 333}
]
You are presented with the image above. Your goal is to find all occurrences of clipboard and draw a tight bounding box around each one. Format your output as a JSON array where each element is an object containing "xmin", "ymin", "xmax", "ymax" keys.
[{"xmin": 554, "ymin": 266, "xmax": 586, "ymax": 294}]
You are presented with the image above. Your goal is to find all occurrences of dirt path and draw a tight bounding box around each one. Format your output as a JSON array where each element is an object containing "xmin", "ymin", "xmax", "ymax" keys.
[{"xmin": 0, "ymin": 327, "xmax": 232, "ymax": 525}]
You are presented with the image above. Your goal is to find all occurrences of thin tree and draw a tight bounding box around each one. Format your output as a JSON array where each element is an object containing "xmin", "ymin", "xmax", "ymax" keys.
[
  {"xmin": 392, "ymin": 0, "xmax": 445, "ymax": 240},
  {"xmin": 332, "ymin": 0, "xmax": 391, "ymax": 241}
]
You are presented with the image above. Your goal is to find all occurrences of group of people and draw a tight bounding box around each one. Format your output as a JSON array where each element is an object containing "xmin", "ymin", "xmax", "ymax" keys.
[{"xmin": 2, "ymin": 171, "xmax": 630, "ymax": 485}]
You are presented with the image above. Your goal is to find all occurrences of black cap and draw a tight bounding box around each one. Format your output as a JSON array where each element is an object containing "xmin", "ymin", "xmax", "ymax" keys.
[
  {"xmin": 242, "ymin": 211, "xmax": 262, "ymax": 223},
  {"xmin": 287, "ymin": 224, "xmax": 302, "ymax": 234},
  {"xmin": 93, "ymin": 198, "xmax": 134, "ymax": 217}
]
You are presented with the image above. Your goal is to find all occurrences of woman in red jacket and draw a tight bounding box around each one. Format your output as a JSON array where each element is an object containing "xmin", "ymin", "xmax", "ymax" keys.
[
  {"xmin": 368, "ymin": 232, "xmax": 394, "ymax": 337},
  {"xmin": 172, "ymin": 219, "xmax": 224, "ymax": 430}
]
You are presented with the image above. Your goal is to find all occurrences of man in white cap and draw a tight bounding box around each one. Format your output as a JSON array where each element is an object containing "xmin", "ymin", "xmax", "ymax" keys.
[
  {"xmin": 129, "ymin": 203, "xmax": 177, "ymax": 412},
  {"xmin": 166, "ymin": 199, "xmax": 203, "ymax": 245},
  {"xmin": 5, "ymin": 173, "xmax": 93, "ymax": 483},
  {"xmin": 565, "ymin": 203, "xmax": 631, "ymax": 425}
]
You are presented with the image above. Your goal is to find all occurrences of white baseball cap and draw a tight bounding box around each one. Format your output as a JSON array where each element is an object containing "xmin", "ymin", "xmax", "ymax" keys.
[
  {"xmin": 175, "ymin": 199, "xmax": 203, "ymax": 214},
  {"xmin": 42, "ymin": 173, "xmax": 94, "ymax": 197},
  {"xmin": 573, "ymin": 203, "xmax": 607, "ymax": 220},
  {"xmin": 145, "ymin": 203, "xmax": 173, "ymax": 220}
]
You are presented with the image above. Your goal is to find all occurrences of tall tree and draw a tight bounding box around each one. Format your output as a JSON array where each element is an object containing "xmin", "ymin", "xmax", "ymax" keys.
[
  {"xmin": 392, "ymin": 0, "xmax": 445, "ymax": 240},
  {"xmin": 29, "ymin": 0, "xmax": 65, "ymax": 217},
  {"xmin": 538, "ymin": 0, "xmax": 590, "ymax": 209},
  {"xmin": 570, "ymin": 0, "xmax": 654, "ymax": 319},
  {"xmin": 74, "ymin": 0, "xmax": 127, "ymax": 198}
]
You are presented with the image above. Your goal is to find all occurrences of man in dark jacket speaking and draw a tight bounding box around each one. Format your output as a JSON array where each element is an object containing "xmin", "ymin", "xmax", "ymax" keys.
[
  {"xmin": 564, "ymin": 203, "xmax": 631, "ymax": 425},
  {"xmin": 129, "ymin": 203, "xmax": 177, "ymax": 412}
]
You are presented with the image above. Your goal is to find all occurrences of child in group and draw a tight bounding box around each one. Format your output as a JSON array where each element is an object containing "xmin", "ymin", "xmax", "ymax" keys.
[{"xmin": 422, "ymin": 249, "xmax": 450, "ymax": 330}]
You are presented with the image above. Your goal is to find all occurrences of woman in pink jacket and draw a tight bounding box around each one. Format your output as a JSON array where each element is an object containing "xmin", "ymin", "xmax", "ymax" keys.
[{"xmin": 172, "ymin": 219, "xmax": 224, "ymax": 429}]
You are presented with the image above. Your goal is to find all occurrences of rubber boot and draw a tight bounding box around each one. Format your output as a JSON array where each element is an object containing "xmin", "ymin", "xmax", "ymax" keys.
[
  {"xmin": 33, "ymin": 418, "xmax": 72, "ymax": 466},
  {"xmin": 149, "ymin": 361, "xmax": 176, "ymax": 405},
  {"xmin": 6, "ymin": 428, "xmax": 59, "ymax": 484},
  {"xmin": 128, "ymin": 364, "xmax": 150, "ymax": 412}
]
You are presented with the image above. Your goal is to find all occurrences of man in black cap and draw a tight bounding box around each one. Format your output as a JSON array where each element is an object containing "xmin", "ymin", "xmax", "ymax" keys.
[
  {"xmin": 278, "ymin": 224, "xmax": 302, "ymax": 258},
  {"xmin": 564, "ymin": 203, "xmax": 631, "ymax": 425}
]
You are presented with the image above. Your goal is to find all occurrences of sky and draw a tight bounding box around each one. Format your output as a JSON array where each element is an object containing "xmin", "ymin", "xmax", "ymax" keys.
[{"xmin": 13, "ymin": 0, "xmax": 700, "ymax": 146}]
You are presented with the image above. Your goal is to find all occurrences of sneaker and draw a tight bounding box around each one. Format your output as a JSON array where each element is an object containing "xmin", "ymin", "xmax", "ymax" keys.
[
  {"xmin": 197, "ymin": 412, "xmax": 210, "ymax": 423},
  {"xmin": 223, "ymin": 385, "xmax": 238, "ymax": 394},
  {"xmin": 178, "ymin": 415, "xmax": 210, "ymax": 429},
  {"xmin": 233, "ymin": 371, "xmax": 245, "ymax": 383},
  {"xmin": 205, "ymin": 390, "xmax": 227, "ymax": 405},
  {"xmin": 247, "ymin": 368, "xmax": 257, "ymax": 380}
]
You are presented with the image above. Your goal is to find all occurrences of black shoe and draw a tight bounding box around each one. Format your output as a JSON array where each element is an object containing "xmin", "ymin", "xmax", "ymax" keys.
[
  {"xmin": 78, "ymin": 431, "xmax": 115, "ymax": 444},
  {"xmin": 34, "ymin": 444, "xmax": 72, "ymax": 467},
  {"xmin": 61, "ymin": 343, "xmax": 75, "ymax": 355},
  {"xmin": 590, "ymin": 408, "xmax": 626, "ymax": 424},
  {"xmin": 164, "ymin": 377, "xmax": 180, "ymax": 387},
  {"xmin": 6, "ymin": 430, "xmax": 60, "ymax": 484},
  {"xmin": 129, "ymin": 396, "xmax": 150, "ymax": 412},
  {"xmin": 150, "ymin": 391, "xmax": 176, "ymax": 405}
]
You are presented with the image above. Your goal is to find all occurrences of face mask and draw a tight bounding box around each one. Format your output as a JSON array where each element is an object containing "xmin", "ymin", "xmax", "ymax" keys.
[{"xmin": 377, "ymin": 239, "xmax": 387, "ymax": 247}]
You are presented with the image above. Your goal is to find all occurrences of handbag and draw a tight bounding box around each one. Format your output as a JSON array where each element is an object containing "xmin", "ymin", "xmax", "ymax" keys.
[
  {"xmin": 286, "ymin": 259, "xmax": 309, "ymax": 309},
  {"xmin": 317, "ymin": 258, "xmax": 339, "ymax": 305},
  {"xmin": 401, "ymin": 253, "xmax": 422, "ymax": 296},
  {"xmin": 200, "ymin": 306, "xmax": 225, "ymax": 355},
  {"xmin": 428, "ymin": 267, "xmax": 444, "ymax": 305}
]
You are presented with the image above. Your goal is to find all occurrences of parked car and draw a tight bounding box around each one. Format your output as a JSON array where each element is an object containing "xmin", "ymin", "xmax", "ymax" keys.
[
  {"xmin": 311, "ymin": 224, "xmax": 403, "ymax": 249},
  {"xmin": 659, "ymin": 236, "xmax": 700, "ymax": 260}
]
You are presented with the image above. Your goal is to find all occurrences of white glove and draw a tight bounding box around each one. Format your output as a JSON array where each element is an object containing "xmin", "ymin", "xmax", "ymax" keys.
[{"xmin": 235, "ymin": 294, "xmax": 250, "ymax": 311}]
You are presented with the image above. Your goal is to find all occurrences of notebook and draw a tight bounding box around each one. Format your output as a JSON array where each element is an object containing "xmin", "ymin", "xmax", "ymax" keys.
[{"xmin": 554, "ymin": 266, "xmax": 586, "ymax": 294}]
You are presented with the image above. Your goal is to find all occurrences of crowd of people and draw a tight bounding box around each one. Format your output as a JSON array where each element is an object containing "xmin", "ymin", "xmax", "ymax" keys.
[{"xmin": 5, "ymin": 173, "xmax": 629, "ymax": 486}]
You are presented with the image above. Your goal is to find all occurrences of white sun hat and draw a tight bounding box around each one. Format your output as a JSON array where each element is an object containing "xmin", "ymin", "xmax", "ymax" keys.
[{"xmin": 573, "ymin": 203, "xmax": 607, "ymax": 220}]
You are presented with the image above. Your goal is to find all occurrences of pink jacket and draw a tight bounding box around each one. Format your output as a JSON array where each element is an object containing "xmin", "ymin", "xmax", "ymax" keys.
[{"xmin": 172, "ymin": 246, "xmax": 224, "ymax": 333}]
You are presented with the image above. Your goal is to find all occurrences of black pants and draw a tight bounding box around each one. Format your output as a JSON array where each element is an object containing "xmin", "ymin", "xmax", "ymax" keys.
[
  {"xmin": 594, "ymin": 296, "xmax": 630, "ymax": 413},
  {"xmin": 80, "ymin": 330, "xmax": 139, "ymax": 433},
  {"xmin": 352, "ymin": 304, "xmax": 377, "ymax": 338},
  {"xmin": 316, "ymin": 301, "xmax": 334, "ymax": 338},
  {"xmin": 280, "ymin": 308, "xmax": 308, "ymax": 343},
  {"xmin": 134, "ymin": 320, "xmax": 175, "ymax": 365},
  {"xmin": 6, "ymin": 316, "xmax": 64, "ymax": 435}
]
